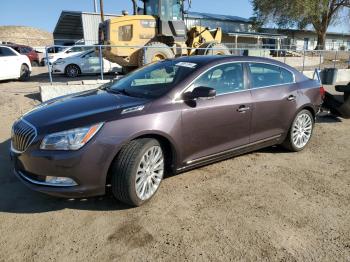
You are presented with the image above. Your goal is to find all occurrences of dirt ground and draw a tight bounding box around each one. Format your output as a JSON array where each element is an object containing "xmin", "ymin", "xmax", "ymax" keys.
[{"xmin": 0, "ymin": 68, "xmax": 349, "ymax": 261}]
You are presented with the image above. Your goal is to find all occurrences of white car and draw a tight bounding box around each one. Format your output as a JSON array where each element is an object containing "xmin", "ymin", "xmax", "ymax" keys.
[
  {"xmin": 45, "ymin": 46, "xmax": 93, "ymax": 65},
  {"xmin": 0, "ymin": 45, "xmax": 32, "ymax": 81},
  {"xmin": 52, "ymin": 50, "xmax": 122, "ymax": 77}
]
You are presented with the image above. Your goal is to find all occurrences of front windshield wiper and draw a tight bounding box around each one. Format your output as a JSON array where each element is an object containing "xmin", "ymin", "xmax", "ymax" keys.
[{"xmin": 103, "ymin": 86, "xmax": 132, "ymax": 97}]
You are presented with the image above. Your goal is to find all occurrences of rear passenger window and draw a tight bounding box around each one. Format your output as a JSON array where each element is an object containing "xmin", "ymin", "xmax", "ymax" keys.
[
  {"xmin": 190, "ymin": 63, "xmax": 244, "ymax": 95},
  {"xmin": 248, "ymin": 63, "xmax": 294, "ymax": 88}
]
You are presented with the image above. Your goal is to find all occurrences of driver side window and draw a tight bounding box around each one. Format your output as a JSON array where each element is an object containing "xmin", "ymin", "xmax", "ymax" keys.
[{"xmin": 190, "ymin": 63, "xmax": 244, "ymax": 95}]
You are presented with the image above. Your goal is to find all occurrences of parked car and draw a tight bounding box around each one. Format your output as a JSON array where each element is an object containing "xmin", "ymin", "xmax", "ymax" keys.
[
  {"xmin": 0, "ymin": 45, "xmax": 31, "ymax": 81},
  {"xmin": 52, "ymin": 50, "xmax": 122, "ymax": 77},
  {"xmin": 4, "ymin": 44, "xmax": 40, "ymax": 67},
  {"xmin": 43, "ymin": 46, "xmax": 93, "ymax": 65},
  {"xmin": 10, "ymin": 56, "xmax": 323, "ymax": 206}
]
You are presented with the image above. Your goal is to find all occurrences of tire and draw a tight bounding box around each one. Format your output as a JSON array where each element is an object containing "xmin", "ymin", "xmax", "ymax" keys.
[
  {"xmin": 19, "ymin": 64, "xmax": 30, "ymax": 81},
  {"xmin": 138, "ymin": 42, "xmax": 175, "ymax": 67},
  {"xmin": 282, "ymin": 109, "xmax": 314, "ymax": 152},
  {"xmin": 197, "ymin": 42, "xmax": 231, "ymax": 56},
  {"xmin": 111, "ymin": 138, "xmax": 165, "ymax": 206},
  {"xmin": 65, "ymin": 64, "xmax": 81, "ymax": 78},
  {"xmin": 31, "ymin": 61, "xmax": 39, "ymax": 67}
]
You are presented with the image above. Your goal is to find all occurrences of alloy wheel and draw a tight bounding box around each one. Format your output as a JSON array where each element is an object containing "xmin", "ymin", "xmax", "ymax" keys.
[
  {"xmin": 292, "ymin": 113, "xmax": 313, "ymax": 149},
  {"xmin": 135, "ymin": 146, "xmax": 164, "ymax": 201}
]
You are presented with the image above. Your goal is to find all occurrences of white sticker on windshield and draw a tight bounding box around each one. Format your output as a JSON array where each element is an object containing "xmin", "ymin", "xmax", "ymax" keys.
[{"xmin": 176, "ymin": 62, "xmax": 197, "ymax": 68}]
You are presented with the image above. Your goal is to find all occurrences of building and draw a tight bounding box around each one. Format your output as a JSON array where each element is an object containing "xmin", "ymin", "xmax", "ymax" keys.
[
  {"xmin": 53, "ymin": 11, "xmax": 118, "ymax": 45},
  {"xmin": 53, "ymin": 10, "xmax": 286, "ymax": 48},
  {"xmin": 263, "ymin": 28, "xmax": 350, "ymax": 51}
]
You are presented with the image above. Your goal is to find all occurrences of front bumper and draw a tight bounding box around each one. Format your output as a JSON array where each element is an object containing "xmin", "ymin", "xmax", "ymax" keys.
[
  {"xmin": 10, "ymin": 139, "xmax": 115, "ymax": 198},
  {"xmin": 51, "ymin": 64, "xmax": 65, "ymax": 74}
]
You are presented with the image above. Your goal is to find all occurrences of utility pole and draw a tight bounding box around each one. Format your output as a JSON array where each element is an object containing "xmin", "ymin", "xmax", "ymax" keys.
[
  {"xmin": 100, "ymin": 0, "xmax": 105, "ymax": 22},
  {"xmin": 94, "ymin": 0, "xmax": 98, "ymax": 12}
]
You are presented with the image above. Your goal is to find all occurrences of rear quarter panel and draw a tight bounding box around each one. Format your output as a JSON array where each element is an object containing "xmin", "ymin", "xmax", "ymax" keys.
[{"xmin": 296, "ymin": 78, "xmax": 323, "ymax": 115}]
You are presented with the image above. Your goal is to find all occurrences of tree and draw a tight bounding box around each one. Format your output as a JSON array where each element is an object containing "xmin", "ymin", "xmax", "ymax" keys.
[{"xmin": 251, "ymin": 0, "xmax": 350, "ymax": 50}]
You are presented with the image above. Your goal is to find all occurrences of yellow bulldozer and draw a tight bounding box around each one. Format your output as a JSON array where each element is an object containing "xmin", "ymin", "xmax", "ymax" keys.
[{"xmin": 99, "ymin": 0, "xmax": 230, "ymax": 70}]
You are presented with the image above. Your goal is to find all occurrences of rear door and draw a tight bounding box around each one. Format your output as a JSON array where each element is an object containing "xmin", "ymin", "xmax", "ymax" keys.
[
  {"xmin": 247, "ymin": 62, "xmax": 298, "ymax": 142},
  {"xmin": 181, "ymin": 62, "xmax": 252, "ymax": 164}
]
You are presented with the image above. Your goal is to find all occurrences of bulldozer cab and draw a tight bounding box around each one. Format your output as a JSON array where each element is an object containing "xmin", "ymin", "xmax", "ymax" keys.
[{"xmin": 142, "ymin": 0, "xmax": 187, "ymax": 38}]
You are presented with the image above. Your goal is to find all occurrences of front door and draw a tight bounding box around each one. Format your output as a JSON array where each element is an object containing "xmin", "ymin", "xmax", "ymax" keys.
[
  {"xmin": 0, "ymin": 47, "xmax": 19, "ymax": 79},
  {"xmin": 181, "ymin": 62, "xmax": 252, "ymax": 164},
  {"xmin": 81, "ymin": 51, "xmax": 101, "ymax": 73}
]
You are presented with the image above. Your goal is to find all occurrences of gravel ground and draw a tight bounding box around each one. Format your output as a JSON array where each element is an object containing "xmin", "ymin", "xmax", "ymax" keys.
[{"xmin": 0, "ymin": 68, "xmax": 349, "ymax": 261}]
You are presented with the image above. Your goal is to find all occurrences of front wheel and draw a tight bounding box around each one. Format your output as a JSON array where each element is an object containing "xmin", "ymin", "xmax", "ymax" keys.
[
  {"xmin": 138, "ymin": 42, "xmax": 175, "ymax": 67},
  {"xmin": 197, "ymin": 43, "xmax": 231, "ymax": 56},
  {"xmin": 65, "ymin": 64, "xmax": 81, "ymax": 78},
  {"xmin": 111, "ymin": 138, "xmax": 165, "ymax": 206},
  {"xmin": 282, "ymin": 109, "xmax": 314, "ymax": 152}
]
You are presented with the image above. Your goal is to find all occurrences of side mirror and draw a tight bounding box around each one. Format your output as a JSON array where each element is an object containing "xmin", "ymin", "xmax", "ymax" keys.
[{"xmin": 182, "ymin": 86, "xmax": 216, "ymax": 101}]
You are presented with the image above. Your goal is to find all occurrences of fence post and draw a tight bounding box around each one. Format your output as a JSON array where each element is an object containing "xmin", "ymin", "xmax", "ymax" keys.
[
  {"xmin": 333, "ymin": 50, "xmax": 338, "ymax": 69},
  {"xmin": 319, "ymin": 51, "xmax": 322, "ymax": 70},
  {"xmin": 99, "ymin": 45, "xmax": 104, "ymax": 80},
  {"xmin": 302, "ymin": 50, "xmax": 306, "ymax": 72},
  {"xmin": 45, "ymin": 47, "xmax": 53, "ymax": 85}
]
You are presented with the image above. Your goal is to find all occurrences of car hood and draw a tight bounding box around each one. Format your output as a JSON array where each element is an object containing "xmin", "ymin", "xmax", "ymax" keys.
[
  {"xmin": 56, "ymin": 53, "xmax": 83, "ymax": 63},
  {"xmin": 23, "ymin": 89, "xmax": 149, "ymax": 133}
]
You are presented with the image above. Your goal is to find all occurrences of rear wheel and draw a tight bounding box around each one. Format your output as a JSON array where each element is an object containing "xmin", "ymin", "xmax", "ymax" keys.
[
  {"xmin": 197, "ymin": 43, "xmax": 231, "ymax": 56},
  {"xmin": 65, "ymin": 64, "xmax": 81, "ymax": 78},
  {"xmin": 138, "ymin": 42, "xmax": 175, "ymax": 67},
  {"xmin": 111, "ymin": 138, "xmax": 165, "ymax": 206},
  {"xmin": 19, "ymin": 64, "xmax": 30, "ymax": 81},
  {"xmin": 282, "ymin": 109, "xmax": 314, "ymax": 152}
]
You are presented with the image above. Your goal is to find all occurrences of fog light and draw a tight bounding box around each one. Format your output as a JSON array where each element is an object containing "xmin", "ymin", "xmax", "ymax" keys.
[{"xmin": 45, "ymin": 176, "xmax": 78, "ymax": 186}]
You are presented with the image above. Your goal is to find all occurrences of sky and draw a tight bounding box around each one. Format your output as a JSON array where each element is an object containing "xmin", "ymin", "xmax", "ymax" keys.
[{"xmin": 0, "ymin": 0, "xmax": 348, "ymax": 33}]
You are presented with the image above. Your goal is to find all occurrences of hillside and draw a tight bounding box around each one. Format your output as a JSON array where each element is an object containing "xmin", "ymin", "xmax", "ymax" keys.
[{"xmin": 0, "ymin": 26, "xmax": 53, "ymax": 47}]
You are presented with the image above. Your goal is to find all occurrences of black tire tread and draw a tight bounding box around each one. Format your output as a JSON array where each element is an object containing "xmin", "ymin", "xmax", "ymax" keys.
[
  {"xmin": 111, "ymin": 138, "xmax": 154, "ymax": 206},
  {"xmin": 197, "ymin": 42, "xmax": 231, "ymax": 56},
  {"xmin": 138, "ymin": 42, "xmax": 174, "ymax": 67}
]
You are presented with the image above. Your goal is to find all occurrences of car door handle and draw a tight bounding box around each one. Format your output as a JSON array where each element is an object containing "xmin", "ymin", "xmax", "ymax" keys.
[
  {"xmin": 237, "ymin": 105, "xmax": 250, "ymax": 113},
  {"xmin": 287, "ymin": 95, "xmax": 296, "ymax": 101}
]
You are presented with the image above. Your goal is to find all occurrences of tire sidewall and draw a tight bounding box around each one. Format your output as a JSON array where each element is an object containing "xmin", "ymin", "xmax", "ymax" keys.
[
  {"xmin": 208, "ymin": 44, "xmax": 231, "ymax": 55},
  {"xmin": 125, "ymin": 139, "xmax": 164, "ymax": 206},
  {"xmin": 288, "ymin": 109, "xmax": 314, "ymax": 152},
  {"xmin": 19, "ymin": 64, "xmax": 30, "ymax": 81}
]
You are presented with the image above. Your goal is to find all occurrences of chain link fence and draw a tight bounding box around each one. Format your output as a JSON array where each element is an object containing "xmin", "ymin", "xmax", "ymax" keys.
[{"xmin": 43, "ymin": 44, "xmax": 350, "ymax": 84}]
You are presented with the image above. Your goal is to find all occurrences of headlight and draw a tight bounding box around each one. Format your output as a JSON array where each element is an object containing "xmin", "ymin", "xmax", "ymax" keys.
[
  {"xmin": 40, "ymin": 123, "xmax": 104, "ymax": 150},
  {"xmin": 48, "ymin": 56, "xmax": 54, "ymax": 59},
  {"xmin": 53, "ymin": 60, "xmax": 66, "ymax": 65}
]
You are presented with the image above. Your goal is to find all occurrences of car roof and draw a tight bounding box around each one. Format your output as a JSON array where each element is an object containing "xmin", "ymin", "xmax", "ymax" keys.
[
  {"xmin": 172, "ymin": 55, "xmax": 301, "ymax": 75},
  {"xmin": 4, "ymin": 43, "xmax": 30, "ymax": 48}
]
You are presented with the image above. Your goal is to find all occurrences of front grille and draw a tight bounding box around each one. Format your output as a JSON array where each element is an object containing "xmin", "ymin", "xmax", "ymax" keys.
[{"xmin": 11, "ymin": 119, "xmax": 37, "ymax": 153}]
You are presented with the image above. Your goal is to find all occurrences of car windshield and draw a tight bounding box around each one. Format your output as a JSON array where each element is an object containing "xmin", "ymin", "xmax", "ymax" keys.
[{"xmin": 109, "ymin": 60, "xmax": 198, "ymax": 99}]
